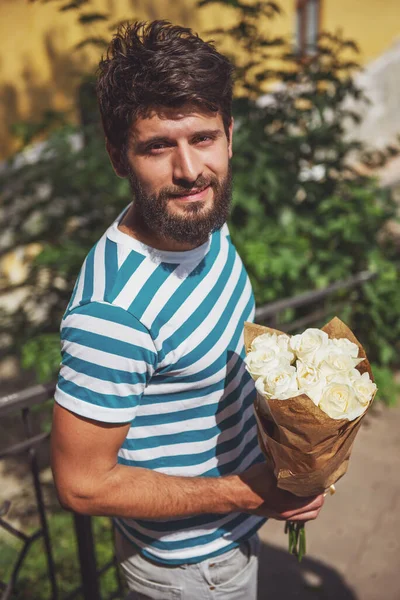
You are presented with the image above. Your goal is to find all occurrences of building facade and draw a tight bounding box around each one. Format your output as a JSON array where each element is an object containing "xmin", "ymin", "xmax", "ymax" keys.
[{"xmin": 1, "ymin": 0, "xmax": 399, "ymax": 158}]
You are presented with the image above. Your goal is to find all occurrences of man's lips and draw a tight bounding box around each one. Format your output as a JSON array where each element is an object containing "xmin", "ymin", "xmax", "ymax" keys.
[{"xmin": 170, "ymin": 185, "xmax": 211, "ymax": 202}]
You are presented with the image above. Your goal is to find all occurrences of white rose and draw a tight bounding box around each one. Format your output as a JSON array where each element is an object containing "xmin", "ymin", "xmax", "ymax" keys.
[
  {"xmin": 330, "ymin": 337, "xmax": 360, "ymax": 358},
  {"xmin": 318, "ymin": 380, "xmax": 367, "ymax": 421},
  {"xmin": 276, "ymin": 334, "xmax": 293, "ymax": 353},
  {"xmin": 251, "ymin": 333, "xmax": 295, "ymax": 363},
  {"xmin": 250, "ymin": 332, "xmax": 277, "ymax": 351},
  {"xmin": 244, "ymin": 349, "xmax": 282, "ymax": 379},
  {"xmin": 319, "ymin": 353, "xmax": 364, "ymax": 381},
  {"xmin": 255, "ymin": 364, "xmax": 299, "ymax": 400},
  {"xmin": 305, "ymin": 380, "xmax": 328, "ymax": 406},
  {"xmin": 315, "ymin": 338, "xmax": 361, "ymax": 366},
  {"xmin": 348, "ymin": 367, "xmax": 362, "ymax": 381},
  {"xmin": 296, "ymin": 359, "xmax": 320, "ymax": 387},
  {"xmin": 290, "ymin": 328, "xmax": 329, "ymax": 365},
  {"xmin": 296, "ymin": 360, "xmax": 326, "ymax": 406},
  {"xmin": 351, "ymin": 371, "xmax": 377, "ymax": 406}
]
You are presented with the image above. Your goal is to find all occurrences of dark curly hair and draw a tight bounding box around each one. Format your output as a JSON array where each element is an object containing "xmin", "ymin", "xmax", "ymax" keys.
[{"xmin": 96, "ymin": 20, "xmax": 234, "ymax": 152}]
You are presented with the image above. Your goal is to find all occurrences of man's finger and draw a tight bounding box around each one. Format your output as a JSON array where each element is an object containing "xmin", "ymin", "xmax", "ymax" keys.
[
  {"xmin": 285, "ymin": 510, "xmax": 321, "ymax": 522},
  {"xmin": 282, "ymin": 493, "xmax": 325, "ymax": 517}
]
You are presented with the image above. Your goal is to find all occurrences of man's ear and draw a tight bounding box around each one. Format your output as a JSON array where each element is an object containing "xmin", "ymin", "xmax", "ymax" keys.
[
  {"xmin": 106, "ymin": 140, "xmax": 129, "ymax": 178},
  {"xmin": 228, "ymin": 118, "xmax": 234, "ymax": 159}
]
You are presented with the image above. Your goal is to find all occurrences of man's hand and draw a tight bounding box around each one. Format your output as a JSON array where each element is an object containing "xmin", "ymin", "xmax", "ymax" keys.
[{"xmin": 234, "ymin": 463, "xmax": 325, "ymax": 522}]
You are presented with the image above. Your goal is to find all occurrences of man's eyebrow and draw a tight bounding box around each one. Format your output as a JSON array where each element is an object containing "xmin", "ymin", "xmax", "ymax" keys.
[
  {"xmin": 133, "ymin": 129, "xmax": 224, "ymax": 152},
  {"xmin": 135, "ymin": 136, "xmax": 170, "ymax": 149},
  {"xmin": 191, "ymin": 129, "xmax": 223, "ymax": 139}
]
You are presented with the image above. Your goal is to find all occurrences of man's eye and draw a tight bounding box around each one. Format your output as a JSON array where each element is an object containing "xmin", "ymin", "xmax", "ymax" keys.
[
  {"xmin": 195, "ymin": 136, "xmax": 213, "ymax": 144},
  {"xmin": 148, "ymin": 144, "xmax": 167, "ymax": 153}
]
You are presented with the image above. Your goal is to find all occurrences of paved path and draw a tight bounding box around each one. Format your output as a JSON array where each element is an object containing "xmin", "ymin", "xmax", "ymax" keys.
[{"xmin": 257, "ymin": 403, "xmax": 400, "ymax": 600}]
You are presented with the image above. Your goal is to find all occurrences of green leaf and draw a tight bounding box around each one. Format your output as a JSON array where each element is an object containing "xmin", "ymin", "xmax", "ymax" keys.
[
  {"xmin": 60, "ymin": 0, "xmax": 90, "ymax": 10},
  {"xmin": 371, "ymin": 363, "xmax": 400, "ymax": 407},
  {"xmin": 22, "ymin": 335, "xmax": 61, "ymax": 383},
  {"xmin": 78, "ymin": 12, "xmax": 108, "ymax": 24}
]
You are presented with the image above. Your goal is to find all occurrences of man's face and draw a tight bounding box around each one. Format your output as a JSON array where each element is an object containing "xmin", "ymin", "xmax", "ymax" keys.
[{"xmin": 114, "ymin": 104, "xmax": 233, "ymax": 246}]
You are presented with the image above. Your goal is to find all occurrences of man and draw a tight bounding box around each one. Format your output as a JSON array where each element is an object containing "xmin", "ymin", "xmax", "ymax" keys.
[{"xmin": 51, "ymin": 20, "xmax": 324, "ymax": 599}]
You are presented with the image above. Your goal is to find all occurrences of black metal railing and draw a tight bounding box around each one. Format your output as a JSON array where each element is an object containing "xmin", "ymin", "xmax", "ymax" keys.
[
  {"xmin": 0, "ymin": 269, "xmax": 377, "ymax": 599},
  {"xmin": 255, "ymin": 269, "xmax": 376, "ymax": 330},
  {"xmin": 0, "ymin": 382, "xmax": 124, "ymax": 600},
  {"xmin": 0, "ymin": 382, "xmax": 58, "ymax": 600}
]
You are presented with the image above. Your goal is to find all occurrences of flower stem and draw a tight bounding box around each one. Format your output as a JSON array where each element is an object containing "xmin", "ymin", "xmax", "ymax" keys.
[{"xmin": 285, "ymin": 522, "xmax": 306, "ymax": 562}]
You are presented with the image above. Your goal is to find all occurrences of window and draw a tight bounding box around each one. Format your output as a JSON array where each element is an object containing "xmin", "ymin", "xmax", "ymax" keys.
[{"xmin": 295, "ymin": 0, "xmax": 321, "ymax": 56}]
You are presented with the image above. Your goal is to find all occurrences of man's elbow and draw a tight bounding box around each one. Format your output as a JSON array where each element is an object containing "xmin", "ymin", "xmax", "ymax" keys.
[
  {"xmin": 56, "ymin": 490, "xmax": 88, "ymax": 515},
  {"xmin": 54, "ymin": 479, "xmax": 99, "ymax": 515}
]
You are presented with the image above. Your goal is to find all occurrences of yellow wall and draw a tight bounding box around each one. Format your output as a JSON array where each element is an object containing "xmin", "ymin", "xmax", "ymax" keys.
[
  {"xmin": 0, "ymin": 0, "xmax": 399, "ymax": 159},
  {"xmin": 0, "ymin": 0, "xmax": 195, "ymax": 157},
  {"xmin": 322, "ymin": 0, "xmax": 400, "ymax": 64},
  {"xmin": 0, "ymin": 0, "xmax": 293, "ymax": 158}
]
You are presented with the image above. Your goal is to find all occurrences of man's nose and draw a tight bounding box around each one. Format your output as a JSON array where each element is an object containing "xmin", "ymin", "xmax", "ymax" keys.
[{"xmin": 172, "ymin": 146, "xmax": 203, "ymax": 184}]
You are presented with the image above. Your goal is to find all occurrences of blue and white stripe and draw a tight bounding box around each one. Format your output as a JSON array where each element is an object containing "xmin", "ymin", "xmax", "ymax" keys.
[{"xmin": 55, "ymin": 213, "xmax": 265, "ymax": 564}]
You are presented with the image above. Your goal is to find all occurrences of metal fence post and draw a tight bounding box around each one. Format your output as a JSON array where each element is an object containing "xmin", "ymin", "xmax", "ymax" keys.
[
  {"xmin": 73, "ymin": 513, "xmax": 101, "ymax": 600},
  {"xmin": 22, "ymin": 408, "xmax": 58, "ymax": 600}
]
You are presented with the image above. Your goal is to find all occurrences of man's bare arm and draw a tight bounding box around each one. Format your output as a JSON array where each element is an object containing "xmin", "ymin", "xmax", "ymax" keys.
[{"xmin": 51, "ymin": 403, "xmax": 323, "ymax": 521}]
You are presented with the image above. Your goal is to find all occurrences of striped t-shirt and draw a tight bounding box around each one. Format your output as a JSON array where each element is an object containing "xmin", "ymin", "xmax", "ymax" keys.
[{"xmin": 55, "ymin": 210, "xmax": 265, "ymax": 565}]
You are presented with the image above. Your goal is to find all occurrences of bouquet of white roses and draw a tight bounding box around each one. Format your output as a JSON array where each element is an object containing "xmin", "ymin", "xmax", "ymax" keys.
[{"xmin": 244, "ymin": 317, "xmax": 377, "ymax": 560}]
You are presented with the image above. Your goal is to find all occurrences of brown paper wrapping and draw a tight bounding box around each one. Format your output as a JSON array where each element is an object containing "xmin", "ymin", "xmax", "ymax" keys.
[{"xmin": 244, "ymin": 317, "xmax": 376, "ymax": 497}]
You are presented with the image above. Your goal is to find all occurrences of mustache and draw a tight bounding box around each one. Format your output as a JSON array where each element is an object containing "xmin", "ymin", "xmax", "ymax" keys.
[{"xmin": 159, "ymin": 176, "xmax": 219, "ymax": 198}]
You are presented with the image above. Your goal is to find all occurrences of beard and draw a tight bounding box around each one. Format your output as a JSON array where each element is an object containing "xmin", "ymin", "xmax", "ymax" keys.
[{"xmin": 127, "ymin": 164, "xmax": 232, "ymax": 246}]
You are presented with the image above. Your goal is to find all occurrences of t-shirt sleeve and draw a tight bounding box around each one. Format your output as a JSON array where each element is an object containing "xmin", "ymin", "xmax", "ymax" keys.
[{"xmin": 54, "ymin": 301, "xmax": 157, "ymax": 423}]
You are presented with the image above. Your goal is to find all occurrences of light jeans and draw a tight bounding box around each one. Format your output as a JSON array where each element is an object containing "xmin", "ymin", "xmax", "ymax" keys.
[{"xmin": 114, "ymin": 528, "xmax": 260, "ymax": 600}]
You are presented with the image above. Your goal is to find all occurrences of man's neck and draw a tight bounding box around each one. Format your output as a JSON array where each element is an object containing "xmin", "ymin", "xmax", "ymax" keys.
[{"xmin": 117, "ymin": 204, "xmax": 207, "ymax": 252}]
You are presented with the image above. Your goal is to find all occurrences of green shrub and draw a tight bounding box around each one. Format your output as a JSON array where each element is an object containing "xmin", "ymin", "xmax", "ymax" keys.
[
  {"xmin": 199, "ymin": 0, "xmax": 400, "ymax": 402},
  {"xmin": 0, "ymin": 510, "xmax": 123, "ymax": 599},
  {"xmin": 1, "ymin": 1, "xmax": 398, "ymax": 405}
]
